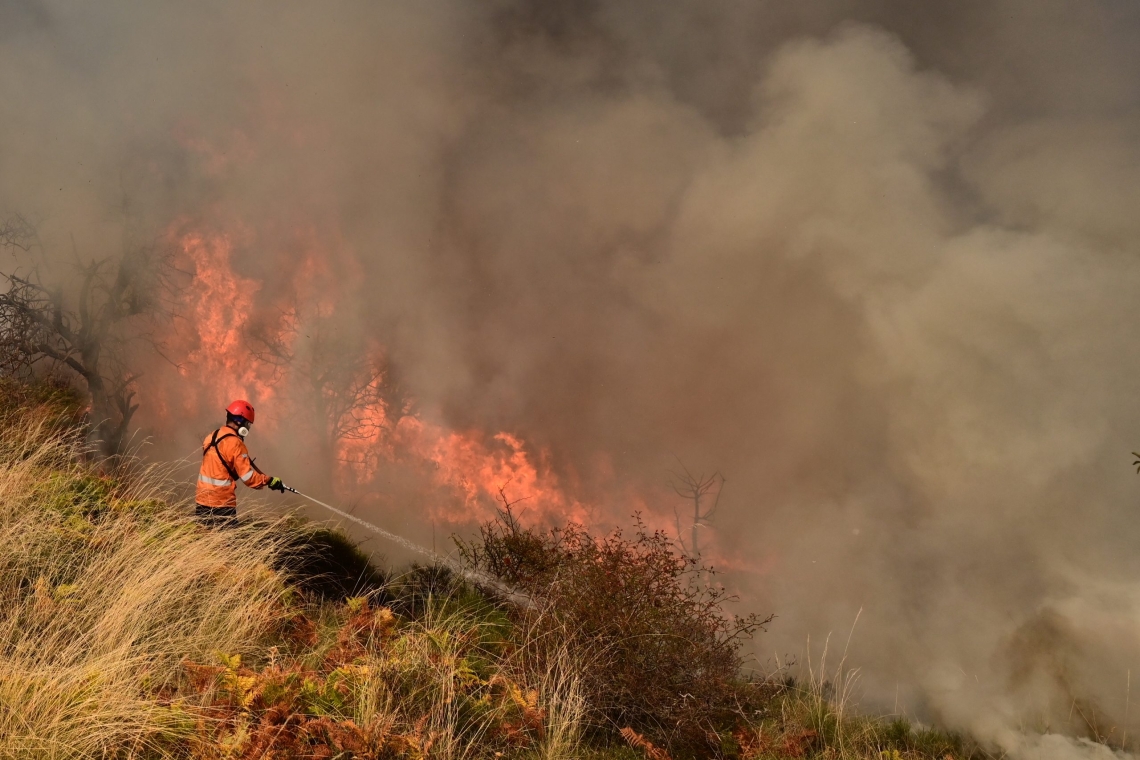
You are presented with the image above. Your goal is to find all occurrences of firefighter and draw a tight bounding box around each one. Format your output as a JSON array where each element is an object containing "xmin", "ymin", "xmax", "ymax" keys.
[{"xmin": 195, "ymin": 399, "xmax": 286, "ymax": 526}]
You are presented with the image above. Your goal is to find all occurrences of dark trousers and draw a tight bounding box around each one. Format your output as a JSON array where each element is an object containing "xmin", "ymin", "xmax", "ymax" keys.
[{"xmin": 195, "ymin": 504, "xmax": 238, "ymax": 528}]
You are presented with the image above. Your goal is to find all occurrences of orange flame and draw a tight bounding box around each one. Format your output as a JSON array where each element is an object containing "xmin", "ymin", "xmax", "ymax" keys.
[
  {"xmin": 161, "ymin": 225, "xmax": 592, "ymax": 530},
  {"xmin": 157, "ymin": 231, "xmax": 284, "ymax": 429},
  {"xmin": 393, "ymin": 417, "xmax": 591, "ymax": 526},
  {"xmin": 154, "ymin": 221, "xmax": 744, "ymax": 573}
]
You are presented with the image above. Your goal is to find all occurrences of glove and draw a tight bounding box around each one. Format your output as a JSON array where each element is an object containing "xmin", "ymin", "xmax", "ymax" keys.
[{"xmin": 268, "ymin": 477, "xmax": 285, "ymax": 492}]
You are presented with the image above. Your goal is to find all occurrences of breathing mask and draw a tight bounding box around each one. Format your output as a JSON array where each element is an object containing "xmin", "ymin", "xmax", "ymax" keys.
[{"xmin": 227, "ymin": 412, "xmax": 252, "ymax": 438}]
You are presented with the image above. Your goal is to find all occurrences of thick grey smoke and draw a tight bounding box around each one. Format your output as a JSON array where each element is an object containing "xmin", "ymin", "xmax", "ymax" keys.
[{"xmin": 4, "ymin": 1, "xmax": 1140, "ymax": 753}]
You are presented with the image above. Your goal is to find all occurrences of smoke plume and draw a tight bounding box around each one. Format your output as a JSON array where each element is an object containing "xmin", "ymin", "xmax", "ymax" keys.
[{"xmin": 4, "ymin": 1, "xmax": 1140, "ymax": 754}]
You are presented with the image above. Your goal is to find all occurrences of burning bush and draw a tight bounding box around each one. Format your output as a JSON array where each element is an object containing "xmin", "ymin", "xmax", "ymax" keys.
[{"xmin": 456, "ymin": 506, "xmax": 773, "ymax": 756}]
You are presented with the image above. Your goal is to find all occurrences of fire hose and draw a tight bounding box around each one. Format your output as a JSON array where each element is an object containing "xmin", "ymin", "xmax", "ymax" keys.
[
  {"xmin": 189, "ymin": 444, "xmax": 531, "ymax": 606},
  {"xmin": 279, "ymin": 484, "xmax": 534, "ymax": 608}
]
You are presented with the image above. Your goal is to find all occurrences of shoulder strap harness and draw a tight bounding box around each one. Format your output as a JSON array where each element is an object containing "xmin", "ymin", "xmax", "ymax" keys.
[{"xmin": 204, "ymin": 429, "xmax": 242, "ymax": 483}]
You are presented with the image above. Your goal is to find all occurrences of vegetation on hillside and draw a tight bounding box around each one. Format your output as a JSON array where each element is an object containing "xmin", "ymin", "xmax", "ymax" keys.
[
  {"xmin": 0, "ymin": 379, "xmax": 993, "ymax": 759},
  {"xmin": 456, "ymin": 505, "xmax": 773, "ymax": 754}
]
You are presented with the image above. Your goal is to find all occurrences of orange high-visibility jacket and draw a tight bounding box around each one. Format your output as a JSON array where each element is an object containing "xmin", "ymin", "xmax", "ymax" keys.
[{"xmin": 196, "ymin": 427, "xmax": 272, "ymax": 508}]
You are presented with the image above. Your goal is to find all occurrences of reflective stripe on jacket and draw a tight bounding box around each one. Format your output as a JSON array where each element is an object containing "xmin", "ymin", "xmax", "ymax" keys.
[{"xmin": 195, "ymin": 427, "xmax": 272, "ymax": 508}]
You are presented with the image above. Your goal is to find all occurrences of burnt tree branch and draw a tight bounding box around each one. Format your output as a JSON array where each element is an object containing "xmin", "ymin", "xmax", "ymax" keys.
[
  {"xmin": 0, "ymin": 216, "xmax": 172, "ymax": 456},
  {"xmin": 669, "ymin": 459, "xmax": 725, "ymax": 558}
]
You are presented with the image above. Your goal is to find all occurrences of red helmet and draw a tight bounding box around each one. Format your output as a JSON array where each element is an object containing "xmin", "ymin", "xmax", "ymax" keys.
[{"xmin": 225, "ymin": 399, "xmax": 255, "ymax": 423}]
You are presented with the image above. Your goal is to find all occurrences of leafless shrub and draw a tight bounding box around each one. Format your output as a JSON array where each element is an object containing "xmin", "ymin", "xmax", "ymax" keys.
[
  {"xmin": 670, "ymin": 460, "xmax": 724, "ymax": 559},
  {"xmin": 456, "ymin": 499, "xmax": 774, "ymax": 755}
]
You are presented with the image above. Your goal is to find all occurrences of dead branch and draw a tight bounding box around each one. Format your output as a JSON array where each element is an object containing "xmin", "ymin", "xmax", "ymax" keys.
[
  {"xmin": 0, "ymin": 215, "xmax": 173, "ymax": 456},
  {"xmin": 669, "ymin": 458, "xmax": 725, "ymax": 558}
]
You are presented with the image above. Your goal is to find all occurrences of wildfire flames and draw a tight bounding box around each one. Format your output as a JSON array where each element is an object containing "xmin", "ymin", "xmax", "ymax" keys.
[
  {"xmin": 176, "ymin": 231, "xmax": 281, "ymax": 415},
  {"xmin": 165, "ymin": 228, "xmax": 593, "ymax": 529},
  {"xmin": 398, "ymin": 421, "xmax": 592, "ymax": 525}
]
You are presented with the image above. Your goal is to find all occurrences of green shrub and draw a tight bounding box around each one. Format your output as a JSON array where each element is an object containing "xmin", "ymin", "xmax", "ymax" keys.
[
  {"xmin": 0, "ymin": 376, "xmax": 85, "ymax": 419},
  {"xmin": 274, "ymin": 523, "xmax": 388, "ymax": 600},
  {"xmin": 387, "ymin": 562, "xmax": 463, "ymax": 614}
]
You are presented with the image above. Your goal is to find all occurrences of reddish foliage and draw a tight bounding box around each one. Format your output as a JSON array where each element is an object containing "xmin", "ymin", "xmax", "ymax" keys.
[
  {"xmin": 277, "ymin": 612, "xmax": 318, "ymax": 648},
  {"xmin": 172, "ymin": 600, "xmax": 543, "ymax": 759},
  {"xmin": 621, "ymin": 727, "xmax": 674, "ymax": 760},
  {"xmin": 323, "ymin": 603, "xmax": 396, "ymax": 666},
  {"xmin": 457, "ymin": 508, "xmax": 774, "ymax": 754},
  {"xmin": 780, "ymin": 729, "xmax": 819, "ymax": 758}
]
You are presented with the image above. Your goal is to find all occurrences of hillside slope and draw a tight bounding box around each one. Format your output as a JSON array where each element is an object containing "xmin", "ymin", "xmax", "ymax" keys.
[{"xmin": 0, "ymin": 383, "xmax": 983, "ymax": 760}]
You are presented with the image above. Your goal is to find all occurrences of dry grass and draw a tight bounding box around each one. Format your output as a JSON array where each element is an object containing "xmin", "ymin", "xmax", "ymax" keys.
[
  {"xmin": 0, "ymin": 392, "xmax": 589, "ymax": 759},
  {"xmin": 0, "ymin": 385, "xmax": 1010, "ymax": 760},
  {"xmin": 0, "ymin": 404, "xmax": 290, "ymax": 758},
  {"xmin": 728, "ymin": 637, "xmax": 980, "ymax": 760},
  {"xmin": 175, "ymin": 593, "xmax": 589, "ymax": 759},
  {"xmin": 531, "ymin": 645, "xmax": 588, "ymax": 760}
]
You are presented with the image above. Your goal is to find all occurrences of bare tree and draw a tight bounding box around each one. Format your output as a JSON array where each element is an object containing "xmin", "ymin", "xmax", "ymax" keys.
[
  {"xmin": 0, "ymin": 216, "xmax": 171, "ymax": 456},
  {"xmin": 247, "ymin": 308, "xmax": 411, "ymax": 484},
  {"xmin": 670, "ymin": 460, "xmax": 724, "ymax": 558},
  {"xmin": 0, "ymin": 215, "xmax": 36, "ymax": 252}
]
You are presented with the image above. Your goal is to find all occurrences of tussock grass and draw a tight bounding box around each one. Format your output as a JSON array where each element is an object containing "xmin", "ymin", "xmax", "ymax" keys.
[
  {"xmin": 743, "ymin": 684, "xmax": 978, "ymax": 760},
  {"xmin": 727, "ymin": 638, "xmax": 982, "ymax": 760},
  {"xmin": 0, "ymin": 403, "xmax": 290, "ymax": 758},
  {"xmin": 0, "ymin": 389, "xmax": 590, "ymax": 759}
]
